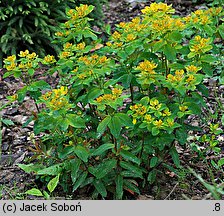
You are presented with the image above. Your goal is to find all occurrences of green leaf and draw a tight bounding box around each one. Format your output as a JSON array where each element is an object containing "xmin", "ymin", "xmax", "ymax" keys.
[
  {"xmin": 120, "ymin": 149, "xmax": 140, "ymax": 165},
  {"xmin": 176, "ymin": 127, "xmax": 188, "ymax": 145},
  {"xmin": 75, "ymin": 145, "xmax": 89, "ymax": 162},
  {"xmin": 43, "ymin": 191, "xmax": 50, "ymax": 199},
  {"xmin": 2, "ymin": 118, "xmax": 14, "ymax": 126},
  {"xmin": 169, "ymin": 31, "xmax": 183, "ymax": 41},
  {"xmin": 47, "ymin": 174, "xmax": 60, "ymax": 193},
  {"xmin": 202, "ymin": 63, "xmax": 214, "ymax": 76},
  {"xmin": 218, "ymin": 158, "xmax": 224, "ymax": 167},
  {"xmin": 204, "ymin": 25, "xmax": 215, "ymax": 36},
  {"xmin": 120, "ymin": 161, "xmax": 144, "ymax": 178},
  {"xmin": 93, "ymin": 180, "xmax": 107, "ymax": 198},
  {"xmin": 97, "ymin": 116, "xmax": 111, "ymax": 138},
  {"xmin": 200, "ymin": 54, "xmax": 216, "ymax": 63},
  {"xmin": 153, "ymin": 39, "xmax": 166, "ymax": 52},
  {"xmin": 115, "ymin": 175, "xmax": 123, "ymax": 199},
  {"xmin": 66, "ymin": 114, "xmax": 86, "ymax": 128},
  {"xmin": 18, "ymin": 163, "xmax": 45, "ymax": 173},
  {"xmin": 71, "ymin": 158, "xmax": 81, "ymax": 183},
  {"xmin": 169, "ymin": 147, "xmax": 181, "ymax": 168},
  {"xmin": 163, "ymin": 44, "xmax": 176, "ymax": 61},
  {"xmin": 115, "ymin": 113, "xmax": 133, "ymax": 127},
  {"xmin": 28, "ymin": 68, "xmax": 35, "ymax": 76},
  {"xmin": 139, "ymin": 96, "xmax": 150, "ymax": 106},
  {"xmin": 17, "ymin": 87, "xmax": 27, "ymax": 102},
  {"xmin": 73, "ymin": 172, "xmax": 88, "ymax": 192},
  {"xmin": 37, "ymin": 164, "xmax": 63, "ymax": 175},
  {"xmin": 87, "ymin": 88, "xmax": 103, "ymax": 102},
  {"xmin": 108, "ymin": 115, "xmax": 122, "ymax": 138},
  {"xmin": 121, "ymin": 170, "xmax": 143, "ymax": 179},
  {"xmin": 28, "ymin": 80, "xmax": 50, "ymax": 91},
  {"xmin": 88, "ymin": 159, "xmax": 117, "ymax": 179},
  {"xmin": 58, "ymin": 146, "xmax": 75, "ymax": 159},
  {"xmin": 197, "ymin": 84, "xmax": 209, "ymax": 97},
  {"xmin": 150, "ymin": 156, "xmax": 158, "ymax": 168},
  {"xmin": 91, "ymin": 143, "xmax": 115, "ymax": 156},
  {"xmin": 147, "ymin": 169, "xmax": 157, "ymax": 184},
  {"xmin": 169, "ymin": 63, "xmax": 185, "ymax": 70},
  {"xmin": 152, "ymin": 127, "xmax": 160, "ymax": 136},
  {"xmin": 80, "ymin": 177, "xmax": 94, "ymax": 188},
  {"xmin": 123, "ymin": 179, "xmax": 140, "ymax": 194},
  {"xmin": 117, "ymin": 74, "xmax": 133, "ymax": 88},
  {"xmin": 218, "ymin": 24, "xmax": 224, "ymax": 39},
  {"xmin": 25, "ymin": 188, "xmax": 43, "ymax": 197}
]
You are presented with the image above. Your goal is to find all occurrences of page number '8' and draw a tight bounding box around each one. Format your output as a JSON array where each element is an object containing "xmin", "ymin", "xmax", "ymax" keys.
[{"xmin": 214, "ymin": 203, "xmax": 220, "ymax": 211}]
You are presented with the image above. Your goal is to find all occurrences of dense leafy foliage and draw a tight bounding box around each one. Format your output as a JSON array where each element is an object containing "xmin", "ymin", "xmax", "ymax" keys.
[
  {"xmin": 0, "ymin": 0, "xmax": 107, "ymax": 67},
  {"xmin": 3, "ymin": 3, "xmax": 223, "ymax": 199}
]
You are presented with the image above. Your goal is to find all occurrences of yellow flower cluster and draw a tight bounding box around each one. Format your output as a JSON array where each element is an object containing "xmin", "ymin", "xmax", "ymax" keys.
[
  {"xmin": 64, "ymin": 42, "xmax": 73, "ymax": 50},
  {"xmin": 144, "ymin": 114, "xmax": 154, "ymax": 123},
  {"xmin": 153, "ymin": 119, "xmax": 163, "ymax": 128},
  {"xmin": 179, "ymin": 105, "xmax": 188, "ymax": 112},
  {"xmin": 162, "ymin": 108, "xmax": 171, "ymax": 117},
  {"xmin": 67, "ymin": 4, "xmax": 91, "ymax": 21},
  {"xmin": 95, "ymin": 88, "xmax": 122, "ymax": 103},
  {"xmin": 76, "ymin": 42, "xmax": 86, "ymax": 50},
  {"xmin": 149, "ymin": 98, "xmax": 162, "ymax": 111},
  {"xmin": 130, "ymin": 104, "xmax": 147, "ymax": 117},
  {"xmin": 141, "ymin": 2, "xmax": 175, "ymax": 15},
  {"xmin": 185, "ymin": 65, "xmax": 201, "ymax": 73},
  {"xmin": 184, "ymin": 7, "xmax": 222, "ymax": 25},
  {"xmin": 136, "ymin": 60, "xmax": 157, "ymax": 75},
  {"xmin": 186, "ymin": 74, "xmax": 195, "ymax": 83},
  {"xmin": 43, "ymin": 55, "xmax": 56, "ymax": 64},
  {"xmin": 189, "ymin": 35, "xmax": 212, "ymax": 55},
  {"xmin": 78, "ymin": 54, "xmax": 108, "ymax": 66},
  {"xmin": 56, "ymin": 31, "xmax": 64, "ymax": 37},
  {"xmin": 4, "ymin": 55, "xmax": 17, "ymax": 71},
  {"xmin": 167, "ymin": 70, "xmax": 185, "ymax": 82},
  {"xmin": 41, "ymin": 86, "xmax": 70, "ymax": 111},
  {"xmin": 60, "ymin": 51, "xmax": 72, "ymax": 59},
  {"xmin": 118, "ymin": 17, "xmax": 146, "ymax": 33},
  {"xmin": 151, "ymin": 16, "xmax": 185, "ymax": 34}
]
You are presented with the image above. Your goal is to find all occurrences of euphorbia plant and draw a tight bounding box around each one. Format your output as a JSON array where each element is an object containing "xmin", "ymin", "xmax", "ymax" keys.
[{"xmin": 3, "ymin": 3, "xmax": 223, "ymax": 199}]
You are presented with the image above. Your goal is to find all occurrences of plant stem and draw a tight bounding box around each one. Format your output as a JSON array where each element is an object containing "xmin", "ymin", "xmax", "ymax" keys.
[
  {"xmin": 130, "ymin": 83, "xmax": 134, "ymax": 105},
  {"xmin": 139, "ymin": 132, "xmax": 145, "ymax": 159},
  {"xmin": 33, "ymin": 98, "xmax": 40, "ymax": 113}
]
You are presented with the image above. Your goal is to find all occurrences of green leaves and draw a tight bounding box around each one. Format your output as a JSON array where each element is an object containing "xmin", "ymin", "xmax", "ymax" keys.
[
  {"xmin": 25, "ymin": 188, "xmax": 43, "ymax": 197},
  {"xmin": 120, "ymin": 149, "xmax": 141, "ymax": 165},
  {"xmin": 74, "ymin": 146, "xmax": 89, "ymax": 163},
  {"xmin": 66, "ymin": 114, "xmax": 86, "ymax": 129},
  {"xmin": 88, "ymin": 159, "xmax": 117, "ymax": 179},
  {"xmin": 91, "ymin": 143, "xmax": 115, "ymax": 156},
  {"xmin": 120, "ymin": 161, "xmax": 145, "ymax": 179},
  {"xmin": 115, "ymin": 175, "xmax": 123, "ymax": 199},
  {"xmin": 108, "ymin": 115, "xmax": 123, "ymax": 138},
  {"xmin": 97, "ymin": 116, "xmax": 111, "ymax": 138},
  {"xmin": 169, "ymin": 147, "xmax": 181, "ymax": 168},
  {"xmin": 47, "ymin": 174, "xmax": 60, "ymax": 193},
  {"xmin": 37, "ymin": 164, "xmax": 63, "ymax": 175},
  {"xmin": 93, "ymin": 180, "xmax": 107, "ymax": 198},
  {"xmin": 97, "ymin": 113, "xmax": 132, "ymax": 138}
]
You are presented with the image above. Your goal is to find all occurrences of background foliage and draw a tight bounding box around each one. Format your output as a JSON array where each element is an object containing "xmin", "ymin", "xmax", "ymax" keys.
[{"xmin": 0, "ymin": 0, "xmax": 107, "ymax": 67}]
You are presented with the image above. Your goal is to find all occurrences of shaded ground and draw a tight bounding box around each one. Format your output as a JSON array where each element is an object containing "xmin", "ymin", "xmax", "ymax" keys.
[{"xmin": 0, "ymin": 0, "xmax": 223, "ymax": 200}]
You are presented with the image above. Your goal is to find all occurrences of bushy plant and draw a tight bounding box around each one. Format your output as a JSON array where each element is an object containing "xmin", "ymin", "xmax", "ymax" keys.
[{"xmin": 3, "ymin": 3, "xmax": 223, "ymax": 199}]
